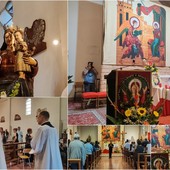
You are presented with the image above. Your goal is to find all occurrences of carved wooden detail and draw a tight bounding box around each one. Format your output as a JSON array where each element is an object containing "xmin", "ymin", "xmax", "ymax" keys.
[{"xmin": 24, "ymin": 19, "xmax": 47, "ymax": 56}]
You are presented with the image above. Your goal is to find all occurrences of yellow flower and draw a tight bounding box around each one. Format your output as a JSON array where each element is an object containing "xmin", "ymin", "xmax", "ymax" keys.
[
  {"xmin": 153, "ymin": 111, "xmax": 159, "ymax": 117},
  {"xmin": 137, "ymin": 107, "xmax": 146, "ymax": 116},
  {"xmin": 125, "ymin": 109, "xmax": 131, "ymax": 117}
]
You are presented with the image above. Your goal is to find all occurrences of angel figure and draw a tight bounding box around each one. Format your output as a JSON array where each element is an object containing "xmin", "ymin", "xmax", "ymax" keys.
[{"xmin": 14, "ymin": 28, "xmax": 35, "ymax": 79}]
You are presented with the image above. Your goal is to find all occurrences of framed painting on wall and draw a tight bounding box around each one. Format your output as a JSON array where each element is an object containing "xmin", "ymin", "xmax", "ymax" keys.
[{"xmin": 101, "ymin": 125, "xmax": 120, "ymax": 142}]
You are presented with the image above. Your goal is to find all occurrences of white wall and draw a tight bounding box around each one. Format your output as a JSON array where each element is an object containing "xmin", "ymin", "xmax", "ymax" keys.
[
  {"xmin": 67, "ymin": 125, "xmax": 98, "ymax": 142},
  {"xmin": 0, "ymin": 99, "xmax": 10, "ymax": 132},
  {"xmin": 0, "ymin": 97, "xmax": 67, "ymax": 140},
  {"xmin": 68, "ymin": 1, "xmax": 79, "ymax": 95},
  {"xmin": 68, "ymin": 1, "xmax": 103, "ymax": 97},
  {"xmin": 0, "ymin": 1, "xmax": 67, "ymax": 96},
  {"xmin": 77, "ymin": 126, "xmax": 98, "ymax": 142},
  {"xmin": 124, "ymin": 126, "xmax": 140, "ymax": 143},
  {"xmin": 60, "ymin": 97, "xmax": 68, "ymax": 134}
]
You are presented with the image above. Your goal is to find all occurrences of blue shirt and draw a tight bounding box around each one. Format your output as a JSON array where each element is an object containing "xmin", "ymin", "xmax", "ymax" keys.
[
  {"xmin": 68, "ymin": 140, "xmax": 86, "ymax": 166},
  {"xmin": 84, "ymin": 70, "xmax": 96, "ymax": 83},
  {"xmin": 84, "ymin": 142, "xmax": 93, "ymax": 155}
]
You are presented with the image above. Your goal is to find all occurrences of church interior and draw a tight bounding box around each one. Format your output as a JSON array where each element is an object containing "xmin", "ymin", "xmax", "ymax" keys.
[
  {"xmin": 0, "ymin": 1, "xmax": 67, "ymax": 169},
  {"xmin": 68, "ymin": 0, "xmax": 170, "ymax": 125},
  {"xmin": 1, "ymin": 0, "xmax": 170, "ymax": 169},
  {"xmin": 68, "ymin": 125, "xmax": 152, "ymax": 169},
  {"xmin": 68, "ymin": 0, "xmax": 170, "ymax": 169},
  {"xmin": 0, "ymin": 97, "xmax": 67, "ymax": 169}
]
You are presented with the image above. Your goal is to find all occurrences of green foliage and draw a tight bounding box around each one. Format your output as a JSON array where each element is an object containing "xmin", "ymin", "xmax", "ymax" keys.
[
  {"xmin": 144, "ymin": 63, "xmax": 158, "ymax": 72},
  {"xmin": 9, "ymin": 82, "xmax": 20, "ymax": 97},
  {"xmin": 68, "ymin": 75, "xmax": 74, "ymax": 84}
]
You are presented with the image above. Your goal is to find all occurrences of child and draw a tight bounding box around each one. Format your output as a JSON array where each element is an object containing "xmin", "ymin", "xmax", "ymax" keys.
[{"xmin": 14, "ymin": 28, "xmax": 34, "ymax": 79}]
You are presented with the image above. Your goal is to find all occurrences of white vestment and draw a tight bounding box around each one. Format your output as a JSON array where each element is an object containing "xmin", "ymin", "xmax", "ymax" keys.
[
  {"xmin": 0, "ymin": 136, "xmax": 7, "ymax": 169},
  {"xmin": 31, "ymin": 125, "xmax": 63, "ymax": 169}
]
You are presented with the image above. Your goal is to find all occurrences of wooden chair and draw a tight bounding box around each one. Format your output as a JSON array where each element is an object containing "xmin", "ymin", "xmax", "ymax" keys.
[
  {"xmin": 74, "ymin": 82, "xmax": 84, "ymax": 101},
  {"xmin": 18, "ymin": 148, "xmax": 32, "ymax": 169},
  {"xmin": 81, "ymin": 92, "xmax": 98, "ymax": 109},
  {"xmin": 97, "ymin": 91, "xmax": 107, "ymax": 107}
]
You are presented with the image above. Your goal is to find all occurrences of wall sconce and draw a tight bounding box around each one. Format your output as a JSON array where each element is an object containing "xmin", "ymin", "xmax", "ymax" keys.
[{"xmin": 53, "ymin": 39, "xmax": 60, "ymax": 46}]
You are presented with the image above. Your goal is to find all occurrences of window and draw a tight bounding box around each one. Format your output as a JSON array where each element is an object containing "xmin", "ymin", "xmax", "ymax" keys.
[
  {"xmin": 26, "ymin": 98, "xmax": 31, "ymax": 115},
  {"xmin": 0, "ymin": 1, "xmax": 13, "ymax": 28}
]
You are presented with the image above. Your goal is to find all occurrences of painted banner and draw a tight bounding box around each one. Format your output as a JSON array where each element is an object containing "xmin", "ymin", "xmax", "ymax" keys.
[{"xmin": 104, "ymin": 0, "xmax": 166, "ymax": 66}]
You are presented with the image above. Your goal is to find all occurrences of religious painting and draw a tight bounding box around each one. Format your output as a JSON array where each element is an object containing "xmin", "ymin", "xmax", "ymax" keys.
[
  {"xmin": 101, "ymin": 125, "xmax": 120, "ymax": 142},
  {"xmin": 14, "ymin": 114, "xmax": 21, "ymax": 121},
  {"xmin": 104, "ymin": 1, "xmax": 166, "ymax": 66},
  {"xmin": 151, "ymin": 153, "xmax": 169, "ymax": 169},
  {"xmin": 151, "ymin": 125, "xmax": 170, "ymax": 149},
  {"xmin": 0, "ymin": 116, "xmax": 5, "ymax": 123},
  {"xmin": 107, "ymin": 70, "xmax": 152, "ymax": 125}
]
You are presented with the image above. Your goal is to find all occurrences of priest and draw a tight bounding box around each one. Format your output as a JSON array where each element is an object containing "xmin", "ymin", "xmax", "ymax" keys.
[
  {"xmin": 31, "ymin": 110, "xmax": 63, "ymax": 169},
  {"xmin": 0, "ymin": 135, "xmax": 7, "ymax": 169}
]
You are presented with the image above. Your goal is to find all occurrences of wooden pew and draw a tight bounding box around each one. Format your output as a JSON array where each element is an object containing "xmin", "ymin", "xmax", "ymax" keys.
[
  {"xmin": 137, "ymin": 153, "xmax": 150, "ymax": 169},
  {"xmin": 3, "ymin": 142, "xmax": 26, "ymax": 166},
  {"xmin": 68, "ymin": 159, "xmax": 81, "ymax": 169},
  {"xmin": 85, "ymin": 155, "xmax": 89, "ymax": 169}
]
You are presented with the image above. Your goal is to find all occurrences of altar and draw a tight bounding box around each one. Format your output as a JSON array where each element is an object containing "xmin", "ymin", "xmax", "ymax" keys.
[
  {"xmin": 105, "ymin": 67, "xmax": 170, "ymax": 125},
  {"xmin": 98, "ymin": 125, "xmax": 150, "ymax": 154}
]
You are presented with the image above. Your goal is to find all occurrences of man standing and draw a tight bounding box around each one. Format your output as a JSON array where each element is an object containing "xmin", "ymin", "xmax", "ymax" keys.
[
  {"xmin": 17, "ymin": 126, "xmax": 23, "ymax": 142},
  {"xmin": 68, "ymin": 133, "xmax": 86, "ymax": 169},
  {"xmin": 82, "ymin": 62, "xmax": 98, "ymax": 92},
  {"xmin": 31, "ymin": 110, "xmax": 63, "ymax": 169},
  {"xmin": 108, "ymin": 141, "xmax": 114, "ymax": 159}
]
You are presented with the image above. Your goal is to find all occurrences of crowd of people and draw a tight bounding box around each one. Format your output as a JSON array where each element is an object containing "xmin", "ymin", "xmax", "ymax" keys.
[
  {"xmin": 68, "ymin": 133, "xmax": 101, "ymax": 169},
  {"xmin": 123, "ymin": 138, "xmax": 151, "ymax": 169},
  {"xmin": 0, "ymin": 110, "xmax": 63, "ymax": 169}
]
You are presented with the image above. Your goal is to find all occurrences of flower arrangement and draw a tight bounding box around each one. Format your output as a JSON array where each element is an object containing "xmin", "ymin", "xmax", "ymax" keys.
[
  {"xmin": 144, "ymin": 62, "xmax": 158, "ymax": 73},
  {"xmin": 107, "ymin": 93, "xmax": 163, "ymax": 125},
  {"xmin": 107, "ymin": 63, "xmax": 165, "ymax": 125}
]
